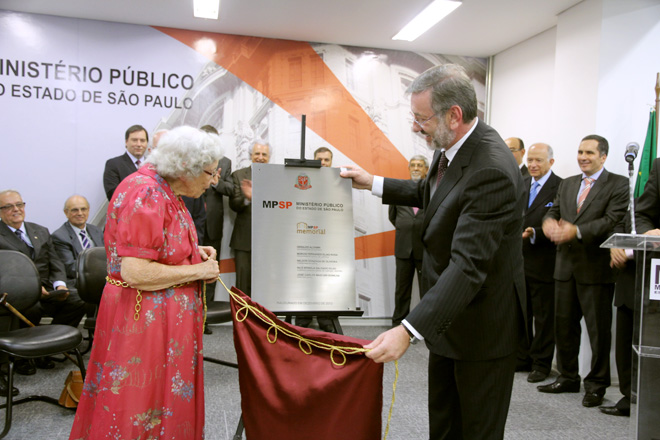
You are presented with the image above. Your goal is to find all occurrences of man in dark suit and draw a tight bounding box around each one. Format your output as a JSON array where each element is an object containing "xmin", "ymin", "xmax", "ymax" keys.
[
  {"xmin": 229, "ymin": 141, "xmax": 271, "ymax": 297},
  {"xmin": 388, "ymin": 155, "xmax": 428, "ymax": 327},
  {"xmin": 343, "ymin": 64, "xmax": 526, "ymax": 439},
  {"xmin": 539, "ymin": 135, "xmax": 628, "ymax": 408},
  {"xmin": 0, "ymin": 190, "xmax": 86, "ymax": 375},
  {"xmin": 52, "ymin": 195, "xmax": 104, "ymax": 282},
  {"xmin": 599, "ymin": 210, "xmax": 635, "ymax": 417},
  {"xmin": 103, "ymin": 124, "xmax": 149, "ymax": 200},
  {"xmin": 200, "ymin": 125, "xmax": 233, "ymax": 259},
  {"xmin": 506, "ymin": 137, "xmax": 530, "ymax": 178},
  {"xmin": 520, "ymin": 143, "xmax": 561, "ymax": 382}
]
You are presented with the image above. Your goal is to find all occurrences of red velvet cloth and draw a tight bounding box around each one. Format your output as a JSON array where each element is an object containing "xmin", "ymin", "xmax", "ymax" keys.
[{"xmin": 230, "ymin": 288, "xmax": 384, "ymax": 440}]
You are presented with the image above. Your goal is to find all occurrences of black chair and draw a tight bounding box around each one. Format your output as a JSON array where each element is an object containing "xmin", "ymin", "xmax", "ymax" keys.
[
  {"xmin": 0, "ymin": 250, "xmax": 86, "ymax": 439},
  {"xmin": 75, "ymin": 247, "xmax": 107, "ymax": 352}
]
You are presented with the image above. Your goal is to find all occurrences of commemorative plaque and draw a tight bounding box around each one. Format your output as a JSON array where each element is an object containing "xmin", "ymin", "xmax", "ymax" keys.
[{"xmin": 251, "ymin": 164, "xmax": 356, "ymax": 312}]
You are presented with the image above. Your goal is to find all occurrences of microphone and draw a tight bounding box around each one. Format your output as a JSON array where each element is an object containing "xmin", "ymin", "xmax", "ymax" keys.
[{"xmin": 625, "ymin": 142, "xmax": 639, "ymax": 163}]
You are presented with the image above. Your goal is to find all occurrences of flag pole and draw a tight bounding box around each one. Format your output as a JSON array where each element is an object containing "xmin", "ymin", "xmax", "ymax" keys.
[{"xmin": 655, "ymin": 72, "xmax": 659, "ymax": 148}]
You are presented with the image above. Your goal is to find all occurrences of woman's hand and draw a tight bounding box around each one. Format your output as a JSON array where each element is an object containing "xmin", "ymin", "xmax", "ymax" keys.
[{"xmin": 199, "ymin": 245, "xmax": 217, "ymax": 261}]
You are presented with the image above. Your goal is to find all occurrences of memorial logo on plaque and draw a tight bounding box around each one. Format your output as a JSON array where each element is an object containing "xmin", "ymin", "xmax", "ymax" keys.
[{"xmin": 294, "ymin": 173, "xmax": 312, "ymax": 190}]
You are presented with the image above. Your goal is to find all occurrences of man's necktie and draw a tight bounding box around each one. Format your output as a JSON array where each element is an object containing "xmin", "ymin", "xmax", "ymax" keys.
[
  {"xmin": 435, "ymin": 152, "xmax": 449, "ymax": 188},
  {"xmin": 528, "ymin": 181, "xmax": 540, "ymax": 208},
  {"xmin": 135, "ymin": 159, "xmax": 142, "ymax": 167},
  {"xmin": 577, "ymin": 177, "xmax": 594, "ymax": 213},
  {"xmin": 80, "ymin": 230, "xmax": 91, "ymax": 249},
  {"xmin": 14, "ymin": 229, "xmax": 35, "ymax": 258}
]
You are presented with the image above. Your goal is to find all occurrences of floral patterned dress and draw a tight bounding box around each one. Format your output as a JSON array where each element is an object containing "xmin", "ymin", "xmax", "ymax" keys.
[{"xmin": 70, "ymin": 164, "xmax": 206, "ymax": 439}]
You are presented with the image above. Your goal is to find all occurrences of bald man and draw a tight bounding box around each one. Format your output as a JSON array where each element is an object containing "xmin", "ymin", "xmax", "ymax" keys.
[{"xmin": 52, "ymin": 195, "xmax": 104, "ymax": 282}]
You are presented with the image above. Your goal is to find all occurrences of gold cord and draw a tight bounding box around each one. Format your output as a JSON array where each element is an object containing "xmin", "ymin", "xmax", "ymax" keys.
[{"xmin": 105, "ymin": 276, "xmax": 197, "ymax": 321}]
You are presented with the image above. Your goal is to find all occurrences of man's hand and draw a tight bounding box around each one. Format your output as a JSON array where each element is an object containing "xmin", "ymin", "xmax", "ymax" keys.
[
  {"xmin": 544, "ymin": 218, "xmax": 577, "ymax": 244},
  {"xmin": 42, "ymin": 286, "xmax": 70, "ymax": 301},
  {"xmin": 240, "ymin": 179, "xmax": 252, "ymax": 201},
  {"xmin": 364, "ymin": 325, "xmax": 410, "ymax": 363},
  {"xmin": 339, "ymin": 165, "xmax": 374, "ymax": 190},
  {"xmin": 522, "ymin": 227, "xmax": 534, "ymax": 240},
  {"xmin": 610, "ymin": 248, "xmax": 627, "ymax": 269},
  {"xmin": 644, "ymin": 229, "xmax": 660, "ymax": 236}
]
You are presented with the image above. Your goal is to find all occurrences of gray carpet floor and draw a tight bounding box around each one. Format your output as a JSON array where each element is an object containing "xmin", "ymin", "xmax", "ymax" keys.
[{"xmin": 0, "ymin": 324, "xmax": 632, "ymax": 439}]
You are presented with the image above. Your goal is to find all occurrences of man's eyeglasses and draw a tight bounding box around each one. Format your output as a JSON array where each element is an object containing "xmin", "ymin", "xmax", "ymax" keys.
[
  {"xmin": 410, "ymin": 112, "xmax": 438, "ymax": 128},
  {"xmin": 203, "ymin": 169, "xmax": 219, "ymax": 179},
  {"xmin": 0, "ymin": 202, "xmax": 26, "ymax": 211}
]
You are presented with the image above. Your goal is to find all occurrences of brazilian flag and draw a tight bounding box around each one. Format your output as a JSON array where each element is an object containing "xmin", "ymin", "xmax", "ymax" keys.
[{"xmin": 635, "ymin": 109, "xmax": 657, "ymax": 197}]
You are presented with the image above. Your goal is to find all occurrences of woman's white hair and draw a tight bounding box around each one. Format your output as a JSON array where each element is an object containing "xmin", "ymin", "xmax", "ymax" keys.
[{"xmin": 147, "ymin": 126, "xmax": 223, "ymax": 179}]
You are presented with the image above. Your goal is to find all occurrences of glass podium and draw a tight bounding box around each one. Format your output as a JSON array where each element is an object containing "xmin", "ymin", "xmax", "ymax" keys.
[{"xmin": 602, "ymin": 233, "xmax": 660, "ymax": 439}]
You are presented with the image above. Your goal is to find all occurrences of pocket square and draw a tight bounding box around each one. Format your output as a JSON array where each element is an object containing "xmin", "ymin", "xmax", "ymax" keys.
[{"xmin": 545, "ymin": 202, "xmax": 553, "ymax": 207}]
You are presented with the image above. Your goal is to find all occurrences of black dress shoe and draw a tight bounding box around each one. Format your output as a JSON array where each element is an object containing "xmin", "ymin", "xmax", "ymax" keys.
[
  {"xmin": 527, "ymin": 370, "xmax": 548, "ymax": 383},
  {"xmin": 0, "ymin": 375, "xmax": 19, "ymax": 397},
  {"xmin": 35, "ymin": 357, "xmax": 55, "ymax": 369},
  {"xmin": 599, "ymin": 405, "xmax": 629, "ymax": 417},
  {"xmin": 582, "ymin": 392, "xmax": 604, "ymax": 407},
  {"xmin": 537, "ymin": 379, "xmax": 580, "ymax": 393},
  {"xmin": 15, "ymin": 359, "xmax": 36, "ymax": 376},
  {"xmin": 204, "ymin": 325, "xmax": 213, "ymax": 335}
]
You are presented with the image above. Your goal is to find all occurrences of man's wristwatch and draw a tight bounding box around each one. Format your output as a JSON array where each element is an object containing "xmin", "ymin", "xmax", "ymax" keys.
[{"xmin": 402, "ymin": 325, "xmax": 419, "ymax": 345}]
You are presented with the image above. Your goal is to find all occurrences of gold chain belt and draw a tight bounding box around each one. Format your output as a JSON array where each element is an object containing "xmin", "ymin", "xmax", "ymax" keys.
[{"xmin": 105, "ymin": 276, "xmax": 205, "ymax": 323}]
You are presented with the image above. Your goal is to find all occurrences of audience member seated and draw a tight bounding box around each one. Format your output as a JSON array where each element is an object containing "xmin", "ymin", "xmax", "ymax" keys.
[
  {"xmin": 0, "ymin": 190, "xmax": 86, "ymax": 376},
  {"xmin": 52, "ymin": 195, "xmax": 104, "ymax": 282}
]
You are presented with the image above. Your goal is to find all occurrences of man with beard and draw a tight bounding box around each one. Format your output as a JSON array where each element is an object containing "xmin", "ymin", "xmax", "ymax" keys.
[
  {"xmin": 341, "ymin": 64, "xmax": 526, "ymax": 439},
  {"xmin": 388, "ymin": 155, "xmax": 428, "ymax": 326},
  {"xmin": 229, "ymin": 141, "xmax": 271, "ymax": 297}
]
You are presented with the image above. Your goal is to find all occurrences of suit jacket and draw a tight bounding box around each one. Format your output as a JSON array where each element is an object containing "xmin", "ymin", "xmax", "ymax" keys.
[
  {"xmin": 52, "ymin": 222, "xmax": 104, "ymax": 281},
  {"xmin": 635, "ymin": 157, "xmax": 660, "ymax": 234},
  {"xmin": 229, "ymin": 166, "xmax": 252, "ymax": 252},
  {"xmin": 382, "ymin": 120, "xmax": 526, "ymax": 360},
  {"xmin": 0, "ymin": 221, "xmax": 67, "ymax": 289},
  {"xmin": 388, "ymin": 204, "xmax": 424, "ymax": 260},
  {"xmin": 545, "ymin": 168, "xmax": 628, "ymax": 284},
  {"xmin": 204, "ymin": 156, "xmax": 233, "ymax": 241},
  {"xmin": 103, "ymin": 152, "xmax": 138, "ymax": 200},
  {"xmin": 613, "ymin": 210, "xmax": 636, "ymax": 309},
  {"xmin": 182, "ymin": 196, "xmax": 206, "ymax": 243},
  {"xmin": 521, "ymin": 164, "xmax": 530, "ymax": 178},
  {"xmin": 522, "ymin": 172, "xmax": 562, "ymax": 282}
]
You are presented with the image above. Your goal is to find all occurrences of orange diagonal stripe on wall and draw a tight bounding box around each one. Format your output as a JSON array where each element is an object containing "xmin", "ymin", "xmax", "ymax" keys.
[
  {"xmin": 354, "ymin": 230, "xmax": 395, "ymax": 260},
  {"xmin": 154, "ymin": 27, "xmax": 409, "ymax": 179}
]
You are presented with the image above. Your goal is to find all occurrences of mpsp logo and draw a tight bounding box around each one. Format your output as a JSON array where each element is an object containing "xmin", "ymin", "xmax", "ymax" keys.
[{"xmin": 263, "ymin": 200, "xmax": 292, "ymax": 209}]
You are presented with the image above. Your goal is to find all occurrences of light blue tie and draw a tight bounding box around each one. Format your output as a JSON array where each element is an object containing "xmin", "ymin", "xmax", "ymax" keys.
[{"xmin": 528, "ymin": 181, "xmax": 540, "ymax": 208}]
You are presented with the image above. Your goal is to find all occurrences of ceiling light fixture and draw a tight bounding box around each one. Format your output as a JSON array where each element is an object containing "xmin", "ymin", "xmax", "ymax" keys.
[
  {"xmin": 193, "ymin": 0, "xmax": 220, "ymax": 19},
  {"xmin": 392, "ymin": 0, "xmax": 461, "ymax": 41}
]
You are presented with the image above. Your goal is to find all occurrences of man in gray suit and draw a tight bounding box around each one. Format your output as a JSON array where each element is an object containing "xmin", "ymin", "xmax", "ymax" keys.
[
  {"xmin": 539, "ymin": 135, "xmax": 628, "ymax": 408},
  {"xmin": 52, "ymin": 195, "xmax": 104, "ymax": 282},
  {"xmin": 342, "ymin": 64, "xmax": 526, "ymax": 439},
  {"xmin": 229, "ymin": 141, "xmax": 270, "ymax": 297},
  {"xmin": 388, "ymin": 155, "xmax": 428, "ymax": 327}
]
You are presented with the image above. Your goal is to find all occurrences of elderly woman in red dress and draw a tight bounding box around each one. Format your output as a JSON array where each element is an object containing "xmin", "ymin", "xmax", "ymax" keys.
[{"xmin": 70, "ymin": 126, "xmax": 223, "ymax": 439}]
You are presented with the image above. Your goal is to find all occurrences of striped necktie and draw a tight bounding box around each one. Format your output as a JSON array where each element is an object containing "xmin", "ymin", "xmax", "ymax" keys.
[
  {"xmin": 80, "ymin": 229, "xmax": 91, "ymax": 249},
  {"xmin": 577, "ymin": 177, "xmax": 594, "ymax": 213},
  {"xmin": 435, "ymin": 152, "xmax": 449, "ymax": 188}
]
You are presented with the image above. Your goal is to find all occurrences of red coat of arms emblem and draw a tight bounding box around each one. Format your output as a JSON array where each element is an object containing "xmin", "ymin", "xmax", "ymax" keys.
[{"xmin": 294, "ymin": 173, "xmax": 312, "ymax": 190}]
